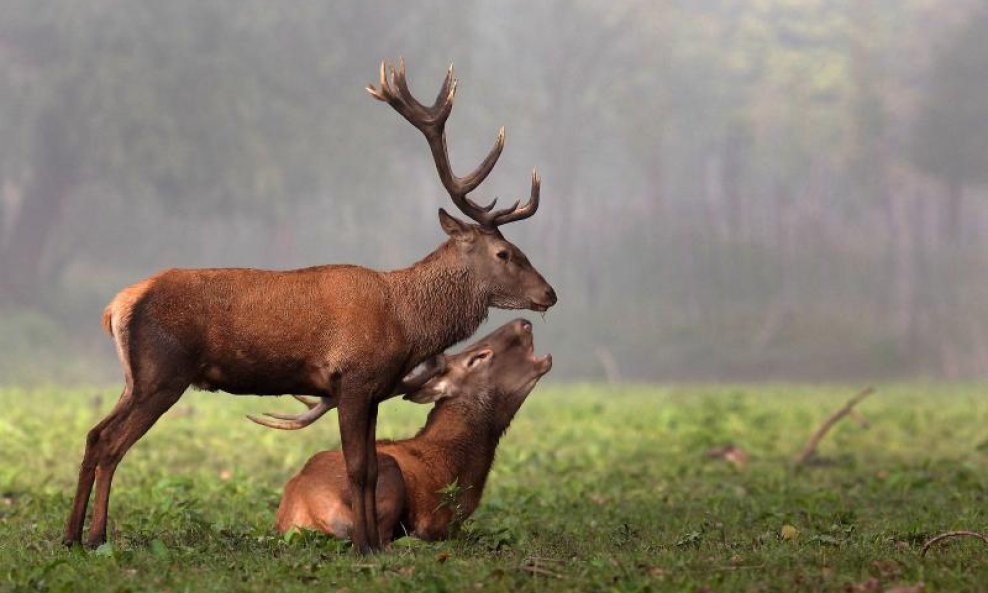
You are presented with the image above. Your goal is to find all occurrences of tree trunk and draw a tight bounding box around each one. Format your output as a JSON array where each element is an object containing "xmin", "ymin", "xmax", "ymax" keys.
[
  {"xmin": 722, "ymin": 126, "xmax": 746, "ymax": 241},
  {"xmin": 943, "ymin": 179, "xmax": 963, "ymax": 243},
  {"xmin": 0, "ymin": 116, "xmax": 78, "ymax": 306}
]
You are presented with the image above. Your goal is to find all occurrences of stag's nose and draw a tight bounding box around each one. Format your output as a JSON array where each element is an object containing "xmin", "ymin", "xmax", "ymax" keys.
[{"xmin": 544, "ymin": 286, "xmax": 557, "ymax": 306}]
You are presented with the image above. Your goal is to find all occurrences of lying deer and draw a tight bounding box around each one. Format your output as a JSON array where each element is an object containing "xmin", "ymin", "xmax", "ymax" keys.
[
  {"xmin": 64, "ymin": 59, "xmax": 556, "ymax": 553},
  {"xmin": 274, "ymin": 319, "xmax": 551, "ymax": 543}
]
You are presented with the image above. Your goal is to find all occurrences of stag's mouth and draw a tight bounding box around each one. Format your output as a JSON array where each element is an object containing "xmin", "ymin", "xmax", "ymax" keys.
[{"xmin": 529, "ymin": 301, "xmax": 552, "ymax": 313}]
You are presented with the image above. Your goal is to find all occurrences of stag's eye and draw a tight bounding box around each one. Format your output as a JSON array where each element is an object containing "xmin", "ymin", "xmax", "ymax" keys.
[{"xmin": 496, "ymin": 250, "xmax": 510, "ymax": 261}]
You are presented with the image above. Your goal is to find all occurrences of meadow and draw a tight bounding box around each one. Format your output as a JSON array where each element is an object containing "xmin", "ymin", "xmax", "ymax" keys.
[{"xmin": 1, "ymin": 384, "xmax": 986, "ymax": 592}]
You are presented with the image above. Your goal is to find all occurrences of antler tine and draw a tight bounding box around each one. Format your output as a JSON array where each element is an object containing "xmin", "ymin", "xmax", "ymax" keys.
[
  {"xmin": 246, "ymin": 396, "xmax": 335, "ymax": 431},
  {"xmin": 292, "ymin": 395, "xmax": 322, "ymax": 409},
  {"xmin": 394, "ymin": 58, "xmax": 432, "ymax": 113},
  {"xmin": 433, "ymin": 64, "xmax": 456, "ymax": 110},
  {"xmin": 466, "ymin": 196, "xmax": 498, "ymax": 212},
  {"xmin": 492, "ymin": 200, "xmax": 521, "ymax": 218},
  {"xmin": 456, "ymin": 126, "xmax": 505, "ymax": 195},
  {"xmin": 365, "ymin": 60, "xmax": 391, "ymax": 102},
  {"xmin": 263, "ymin": 395, "xmax": 323, "ymax": 415},
  {"xmin": 489, "ymin": 168, "xmax": 541, "ymax": 226},
  {"xmin": 391, "ymin": 59, "xmax": 435, "ymax": 123},
  {"xmin": 392, "ymin": 58, "xmax": 458, "ymax": 124}
]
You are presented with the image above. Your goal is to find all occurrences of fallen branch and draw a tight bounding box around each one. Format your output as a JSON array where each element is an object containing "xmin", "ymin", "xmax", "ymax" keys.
[
  {"xmin": 519, "ymin": 564, "xmax": 564, "ymax": 579},
  {"xmin": 705, "ymin": 564, "xmax": 767, "ymax": 572},
  {"xmin": 705, "ymin": 444, "xmax": 750, "ymax": 469},
  {"xmin": 524, "ymin": 556, "xmax": 567, "ymax": 565},
  {"xmin": 921, "ymin": 531, "xmax": 988, "ymax": 557},
  {"xmin": 794, "ymin": 387, "xmax": 875, "ymax": 465}
]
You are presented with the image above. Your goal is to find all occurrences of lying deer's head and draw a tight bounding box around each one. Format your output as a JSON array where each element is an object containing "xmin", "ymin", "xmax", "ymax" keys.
[
  {"xmin": 368, "ymin": 59, "xmax": 557, "ymax": 312},
  {"xmin": 403, "ymin": 319, "xmax": 552, "ymax": 415}
]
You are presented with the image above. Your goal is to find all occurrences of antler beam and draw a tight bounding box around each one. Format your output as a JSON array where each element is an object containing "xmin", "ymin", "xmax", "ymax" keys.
[{"xmin": 246, "ymin": 396, "xmax": 335, "ymax": 431}]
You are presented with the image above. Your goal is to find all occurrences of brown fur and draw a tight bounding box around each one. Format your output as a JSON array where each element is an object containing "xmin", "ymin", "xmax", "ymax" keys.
[
  {"xmin": 100, "ymin": 307, "xmax": 112, "ymax": 335},
  {"xmin": 102, "ymin": 277, "xmax": 154, "ymax": 335},
  {"xmin": 276, "ymin": 319, "xmax": 551, "ymax": 543}
]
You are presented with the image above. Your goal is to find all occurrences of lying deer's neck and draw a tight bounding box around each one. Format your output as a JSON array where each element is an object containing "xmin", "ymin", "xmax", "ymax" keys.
[
  {"xmin": 411, "ymin": 397, "xmax": 510, "ymax": 497},
  {"xmin": 386, "ymin": 243, "xmax": 489, "ymax": 360}
]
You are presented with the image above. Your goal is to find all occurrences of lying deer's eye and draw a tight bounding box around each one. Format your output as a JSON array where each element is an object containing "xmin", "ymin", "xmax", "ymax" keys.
[{"xmin": 496, "ymin": 250, "xmax": 510, "ymax": 261}]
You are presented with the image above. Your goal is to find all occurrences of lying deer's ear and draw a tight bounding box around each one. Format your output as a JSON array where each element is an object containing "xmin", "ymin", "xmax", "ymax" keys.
[
  {"xmin": 400, "ymin": 355, "xmax": 447, "ymax": 392},
  {"xmin": 466, "ymin": 348, "xmax": 494, "ymax": 369},
  {"xmin": 403, "ymin": 377, "xmax": 453, "ymax": 404},
  {"xmin": 404, "ymin": 377, "xmax": 455, "ymax": 404},
  {"xmin": 438, "ymin": 209, "xmax": 473, "ymax": 240}
]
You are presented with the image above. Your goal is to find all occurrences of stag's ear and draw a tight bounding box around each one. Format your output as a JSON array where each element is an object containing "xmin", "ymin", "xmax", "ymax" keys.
[
  {"xmin": 466, "ymin": 348, "xmax": 493, "ymax": 370},
  {"xmin": 438, "ymin": 209, "xmax": 474, "ymax": 241}
]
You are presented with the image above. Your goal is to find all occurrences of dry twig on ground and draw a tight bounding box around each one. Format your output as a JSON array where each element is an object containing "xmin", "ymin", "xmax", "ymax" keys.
[
  {"xmin": 705, "ymin": 443, "xmax": 750, "ymax": 469},
  {"xmin": 795, "ymin": 387, "xmax": 875, "ymax": 465},
  {"xmin": 920, "ymin": 530, "xmax": 988, "ymax": 557},
  {"xmin": 519, "ymin": 564, "xmax": 564, "ymax": 579}
]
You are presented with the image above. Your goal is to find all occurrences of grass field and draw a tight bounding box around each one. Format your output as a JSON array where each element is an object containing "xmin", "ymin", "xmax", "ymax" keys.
[{"xmin": 1, "ymin": 384, "xmax": 986, "ymax": 592}]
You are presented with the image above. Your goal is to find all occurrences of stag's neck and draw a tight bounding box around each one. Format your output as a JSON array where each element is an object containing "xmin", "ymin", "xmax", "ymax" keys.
[{"xmin": 385, "ymin": 243, "xmax": 489, "ymax": 360}]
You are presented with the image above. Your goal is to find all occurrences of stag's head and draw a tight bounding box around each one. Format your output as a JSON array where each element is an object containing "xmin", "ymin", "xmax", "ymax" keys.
[{"xmin": 368, "ymin": 58, "xmax": 557, "ymax": 313}]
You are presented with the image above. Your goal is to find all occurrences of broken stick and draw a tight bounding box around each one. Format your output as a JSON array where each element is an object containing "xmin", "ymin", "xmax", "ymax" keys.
[
  {"xmin": 921, "ymin": 530, "xmax": 988, "ymax": 557},
  {"xmin": 794, "ymin": 387, "xmax": 875, "ymax": 465}
]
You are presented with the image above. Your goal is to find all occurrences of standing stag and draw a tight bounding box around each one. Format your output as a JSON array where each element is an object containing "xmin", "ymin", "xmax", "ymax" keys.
[{"xmin": 64, "ymin": 58, "xmax": 556, "ymax": 553}]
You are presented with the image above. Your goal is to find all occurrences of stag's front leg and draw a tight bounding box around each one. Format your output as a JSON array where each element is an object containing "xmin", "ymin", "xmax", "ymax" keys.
[
  {"xmin": 338, "ymin": 398, "xmax": 380, "ymax": 554},
  {"xmin": 363, "ymin": 402, "xmax": 382, "ymax": 548}
]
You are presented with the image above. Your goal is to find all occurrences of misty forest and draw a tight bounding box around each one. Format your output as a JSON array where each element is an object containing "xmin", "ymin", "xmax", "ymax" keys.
[
  {"xmin": 2, "ymin": 0, "xmax": 988, "ymax": 383},
  {"xmin": 1, "ymin": 2, "xmax": 987, "ymax": 592}
]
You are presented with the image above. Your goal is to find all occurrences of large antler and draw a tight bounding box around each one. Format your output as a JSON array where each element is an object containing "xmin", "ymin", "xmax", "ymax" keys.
[
  {"xmin": 247, "ymin": 356, "xmax": 447, "ymax": 431},
  {"xmin": 367, "ymin": 58, "xmax": 541, "ymax": 228},
  {"xmin": 246, "ymin": 396, "xmax": 334, "ymax": 430}
]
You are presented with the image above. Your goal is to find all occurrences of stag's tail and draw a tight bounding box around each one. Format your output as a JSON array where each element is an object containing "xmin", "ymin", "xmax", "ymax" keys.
[
  {"xmin": 101, "ymin": 305, "xmax": 114, "ymax": 336},
  {"xmin": 102, "ymin": 276, "xmax": 157, "ymax": 389},
  {"xmin": 102, "ymin": 278, "xmax": 155, "ymax": 337}
]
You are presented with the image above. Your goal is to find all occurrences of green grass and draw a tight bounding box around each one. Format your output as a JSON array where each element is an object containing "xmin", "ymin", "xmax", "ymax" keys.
[{"xmin": 1, "ymin": 384, "xmax": 986, "ymax": 592}]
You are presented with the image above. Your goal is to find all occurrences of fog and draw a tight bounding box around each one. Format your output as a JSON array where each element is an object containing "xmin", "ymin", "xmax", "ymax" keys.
[{"xmin": 2, "ymin": 0, "xmax": 987, "ymax": 383}]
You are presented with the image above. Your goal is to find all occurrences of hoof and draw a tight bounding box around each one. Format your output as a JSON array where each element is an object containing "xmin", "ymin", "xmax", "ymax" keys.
[{"xmin": 353, "ymin": 543, "xmax": 382, "ymax": 555}]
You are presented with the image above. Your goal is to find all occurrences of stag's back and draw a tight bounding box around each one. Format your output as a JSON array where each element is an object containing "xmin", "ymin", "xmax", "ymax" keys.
[{"xmin": 103, "ymin": 265, "xmax": 405, "ymax": 394}]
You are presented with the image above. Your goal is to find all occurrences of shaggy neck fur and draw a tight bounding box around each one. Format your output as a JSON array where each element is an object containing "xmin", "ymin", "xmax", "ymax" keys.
[
  {"xmin": 409, "ymin": 389, "xmax": 520, "ymax": 500},
  {"xmin": 385, "ymin": 241, "xmax": 490, "ymax": 362}
]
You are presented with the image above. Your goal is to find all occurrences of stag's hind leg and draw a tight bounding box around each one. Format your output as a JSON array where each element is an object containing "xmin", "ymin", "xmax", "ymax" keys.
[
  {"xmin": 64, "ymin": 389, "xmax": 130, "ymax": 546},
  {"xmin": 83, "ymin": 379, "xmax": 187, "ymax": 548}
]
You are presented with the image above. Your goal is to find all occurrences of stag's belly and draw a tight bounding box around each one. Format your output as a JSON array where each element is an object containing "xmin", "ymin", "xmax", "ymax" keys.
[
  {"xmin": 189, "ymin": 326, "xmax": 405, "ymax": 396},
  {"xmin": 188, "ymin": 312, "xmax": 346, "ymax": 396},
  {"xmin": 191, "ymin": 358, "xmax": 337, "ymax": 396}
]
